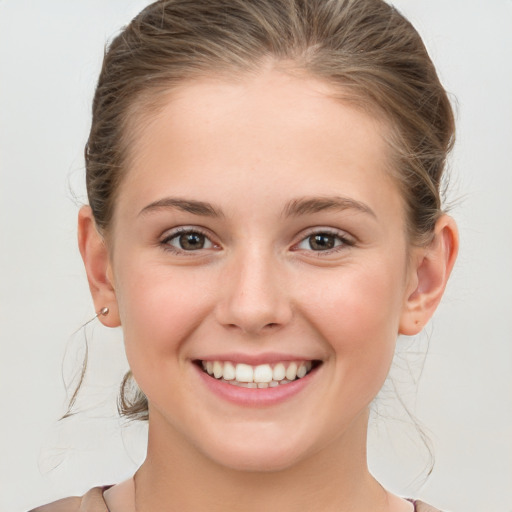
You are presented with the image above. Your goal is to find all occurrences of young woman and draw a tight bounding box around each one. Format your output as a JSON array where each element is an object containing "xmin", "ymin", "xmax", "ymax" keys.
[{"xmin": 31, "ymin": 0, "xmax": 458, "ymax": 510}]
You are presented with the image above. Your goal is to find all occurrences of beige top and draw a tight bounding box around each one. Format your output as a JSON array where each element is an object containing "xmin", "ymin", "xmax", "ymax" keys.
[
  {"xmin": 103, "ymin": 478, "xmax": 136, "ymax": 512},
  {"xmin": 30, "ymin": 480, "xmax": 442, "ymax": 512}
]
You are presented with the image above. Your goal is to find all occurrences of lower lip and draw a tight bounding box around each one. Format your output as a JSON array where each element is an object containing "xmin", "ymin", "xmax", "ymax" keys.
[{"xmin": 194, "ymin": 364, "xmax": 319, "ymax": 407}]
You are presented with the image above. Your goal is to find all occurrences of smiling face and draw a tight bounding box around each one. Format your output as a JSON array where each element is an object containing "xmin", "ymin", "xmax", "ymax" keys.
[{"xmin": 100, "ymin": 68, "xmax": 420, "ymax": 471}]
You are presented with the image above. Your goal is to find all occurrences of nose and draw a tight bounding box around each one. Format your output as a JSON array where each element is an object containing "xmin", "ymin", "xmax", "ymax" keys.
[{"xmin": 215, "ymin": 246, "xmax": 293, "ymax": 335}]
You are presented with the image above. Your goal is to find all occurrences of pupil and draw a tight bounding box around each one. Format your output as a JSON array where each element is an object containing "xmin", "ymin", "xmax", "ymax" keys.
[
  {"xmin": 310, "ymin": 234, "xmax": 334, "ymax": 250},
  {"xmin": 180, "ymin": 233, "xmax": 204, "ymax": 250}
]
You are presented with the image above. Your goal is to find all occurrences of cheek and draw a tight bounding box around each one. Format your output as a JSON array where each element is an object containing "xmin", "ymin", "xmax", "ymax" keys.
[
  {"xmin": 298, "ymin": 258, "xmax": 407, "ymax": 382},
  {"xmin": 112, "ymin": 256, "xmax": 215, "ymax": 368}
]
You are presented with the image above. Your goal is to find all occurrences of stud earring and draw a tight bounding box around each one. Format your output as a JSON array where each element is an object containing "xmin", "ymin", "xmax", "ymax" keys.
[{"xmin": 77, "ymin": 306, "xmax": 111, "ymax": 332}]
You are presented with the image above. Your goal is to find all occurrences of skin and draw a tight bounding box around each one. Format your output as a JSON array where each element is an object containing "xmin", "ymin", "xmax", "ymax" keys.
[{"xmin": 79, "ymin": 67, "xmax": 458, "ymax": 511}]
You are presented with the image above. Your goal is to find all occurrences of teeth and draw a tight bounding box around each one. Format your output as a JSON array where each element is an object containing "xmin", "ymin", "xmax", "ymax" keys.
[
  {"xmin": 201, "ymin": 360, "xmax": 315, "ymax": 386},
  {"xmin": 297, "ymin": 363, "xmax": 307, "ymax": 379},
  {"xmin": 285, "ymin": 362, "xmax": 298, "ymax": 381},
  {"xmin": 272, "ymin": 363, "xmax": 286, "ymax": 381},
  {"xmin": 253, "ymin": 364, "xmax": 273, "ymax": 383},
  {"xmin": 213, "ymin": 361, "xmax": 223, "ymax": 379},
  {"xmin": 223, "ymin": 362, "xmax": 236, "ymax": 381},
  {"xmin": 235, "ymin": 363, "xmax": 253, "ymax": 383}
]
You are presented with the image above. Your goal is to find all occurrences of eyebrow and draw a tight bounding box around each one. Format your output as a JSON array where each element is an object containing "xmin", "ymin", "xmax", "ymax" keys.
[
  {"xmin": 138, "ymin": 198, "xmax": 223, "ymax": 217},
  {"xmin": 282, "ymin": 196, "xmax": 376, "ymax": 218},
  {"xmin": 138, "ymin": 195, "xmax": 375, "ymax": 219}
]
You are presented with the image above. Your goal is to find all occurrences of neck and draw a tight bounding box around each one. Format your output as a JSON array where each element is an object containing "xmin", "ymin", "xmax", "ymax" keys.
[{"xmin": 134, "ymin": 408, "xmax": 392, "ymax": 512}]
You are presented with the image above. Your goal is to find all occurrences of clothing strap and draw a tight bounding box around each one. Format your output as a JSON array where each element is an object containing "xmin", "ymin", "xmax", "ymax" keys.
[
  {"xmin": 412, "ymin": 500, "xmax": 443, "ymax": 512},
  {"xmin": 29, "ymin": 487, "xmax": 110, "ymax": 512}
]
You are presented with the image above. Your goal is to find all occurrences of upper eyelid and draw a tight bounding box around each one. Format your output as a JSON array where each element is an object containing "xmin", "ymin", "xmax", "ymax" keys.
[
  {"xmin": 296, "ymin": 226, "xmax": 354, "ymax": 241},
  {"xmin": 292, "ymin": 227, "xmax": 356, "ymax": 251},
  {"xmin": 160, "ymin": 225, "xmax": 214, "ymax": 241},
  {"xmin": 160, "ymin": 226, "xmax": 220, "ymax": 253},
  {"xmin": 158, "ymin": 225, "xmax": 354, "ymax": 248}
]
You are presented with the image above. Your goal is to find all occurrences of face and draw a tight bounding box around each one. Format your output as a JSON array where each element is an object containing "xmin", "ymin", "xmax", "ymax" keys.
[{"xmin": 106, "ymin": 68, "xmax": 418, "ymax": 471}]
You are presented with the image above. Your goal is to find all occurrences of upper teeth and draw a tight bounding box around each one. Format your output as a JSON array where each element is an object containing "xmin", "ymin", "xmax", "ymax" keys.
[{"xmin": 202, "ymin": 360, "xmax": 313, "ymax": 384}]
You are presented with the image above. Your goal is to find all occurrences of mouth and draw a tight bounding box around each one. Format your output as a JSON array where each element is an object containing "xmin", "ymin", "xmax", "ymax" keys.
[{"xmin": 195, "ymin": 359, "xmax": 322, "ymax": 388}]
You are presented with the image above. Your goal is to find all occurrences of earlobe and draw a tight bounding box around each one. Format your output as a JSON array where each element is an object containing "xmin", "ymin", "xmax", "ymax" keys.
[
  {"xmin": 77, "ymin": 206, "xmax": 121, "ymax": 328},
  {"xmin": 399, "ymin": 215, "xmax": 459, "ymax": 335}
]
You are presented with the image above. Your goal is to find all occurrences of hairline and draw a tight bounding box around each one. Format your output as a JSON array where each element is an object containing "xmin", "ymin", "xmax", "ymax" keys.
[{"xmin": 104, "ymin": 62, "xmax": 418, "ymax": 250}]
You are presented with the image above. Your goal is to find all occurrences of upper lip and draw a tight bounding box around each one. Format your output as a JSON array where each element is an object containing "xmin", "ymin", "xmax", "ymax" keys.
[{"xmin": 194, "ymin": 352, "xmax": 321, "ymax": 366}]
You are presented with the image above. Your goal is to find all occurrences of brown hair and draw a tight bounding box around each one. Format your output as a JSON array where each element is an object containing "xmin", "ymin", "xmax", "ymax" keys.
[{"xmin": 84, "ymin": 0, "xmax": 455, "ymax": 420}]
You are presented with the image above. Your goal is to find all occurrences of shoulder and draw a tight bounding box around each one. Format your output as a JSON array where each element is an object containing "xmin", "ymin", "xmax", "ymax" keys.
[{"xmin": 28, "ymin": 486, "xmax": 111, "ymax": 512}]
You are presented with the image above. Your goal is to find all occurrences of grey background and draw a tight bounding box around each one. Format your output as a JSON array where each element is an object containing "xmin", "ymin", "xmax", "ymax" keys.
[{"xmin": 1, "ymin": 1, "xmax": 511, "ymax": 510}]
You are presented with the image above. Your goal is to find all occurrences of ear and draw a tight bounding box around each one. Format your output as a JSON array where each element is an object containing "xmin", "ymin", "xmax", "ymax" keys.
[
  {"xmin": 77, "ymin": 206, "xmax": 121, "ymax": 327},
  {"xmin": 399, "ymin": 215, "xmax": 459, "ymax": 335}
]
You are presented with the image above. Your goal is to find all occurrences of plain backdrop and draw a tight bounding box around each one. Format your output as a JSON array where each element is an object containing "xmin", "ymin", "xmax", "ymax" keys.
[{"xmin": 1, "ymin": 1, "xmax": 511, "ymax": 511}]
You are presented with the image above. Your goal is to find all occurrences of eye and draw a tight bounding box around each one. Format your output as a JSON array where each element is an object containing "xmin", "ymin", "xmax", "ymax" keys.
[
  {"xmin": 295, "ymin": 231, "xmax": 353, "ymax": 252},
  {"xmin": 162, "ymin": 229, "xmax": 215, "ymax": 252}
]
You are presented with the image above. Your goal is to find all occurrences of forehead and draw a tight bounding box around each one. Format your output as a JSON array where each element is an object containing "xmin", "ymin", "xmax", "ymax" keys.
[{"xmin": 117, "ymin": 68, "xmax": 402, "ymax": 223}]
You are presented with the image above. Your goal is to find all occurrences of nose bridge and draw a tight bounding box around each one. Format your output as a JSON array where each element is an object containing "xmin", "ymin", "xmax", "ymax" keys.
[{"xmin": 216, "ymin": 242, "xmax": 291, "ymax": 333}]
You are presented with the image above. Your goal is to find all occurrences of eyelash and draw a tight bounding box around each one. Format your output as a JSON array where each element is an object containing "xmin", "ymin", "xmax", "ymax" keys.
[
  {"xmin": 159, "ymin": 227, "xmax": 355, "ymax": 255},
  {"xmin": 293, "ymin": 229, "xmax": 355, "ymax": 255},
  {"xmin": 160, "ymin": 227, "xmax": 217, "ymax": 255}
]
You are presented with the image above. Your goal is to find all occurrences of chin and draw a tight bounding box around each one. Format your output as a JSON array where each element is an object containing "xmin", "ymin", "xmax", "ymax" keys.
[
  {"xmin": 196, "ymin": 428, "xmax": 312, "ymax": 473},
  {"xmin": 206, "ymin": 446, "xmax": 305, "ymax": 473}
]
